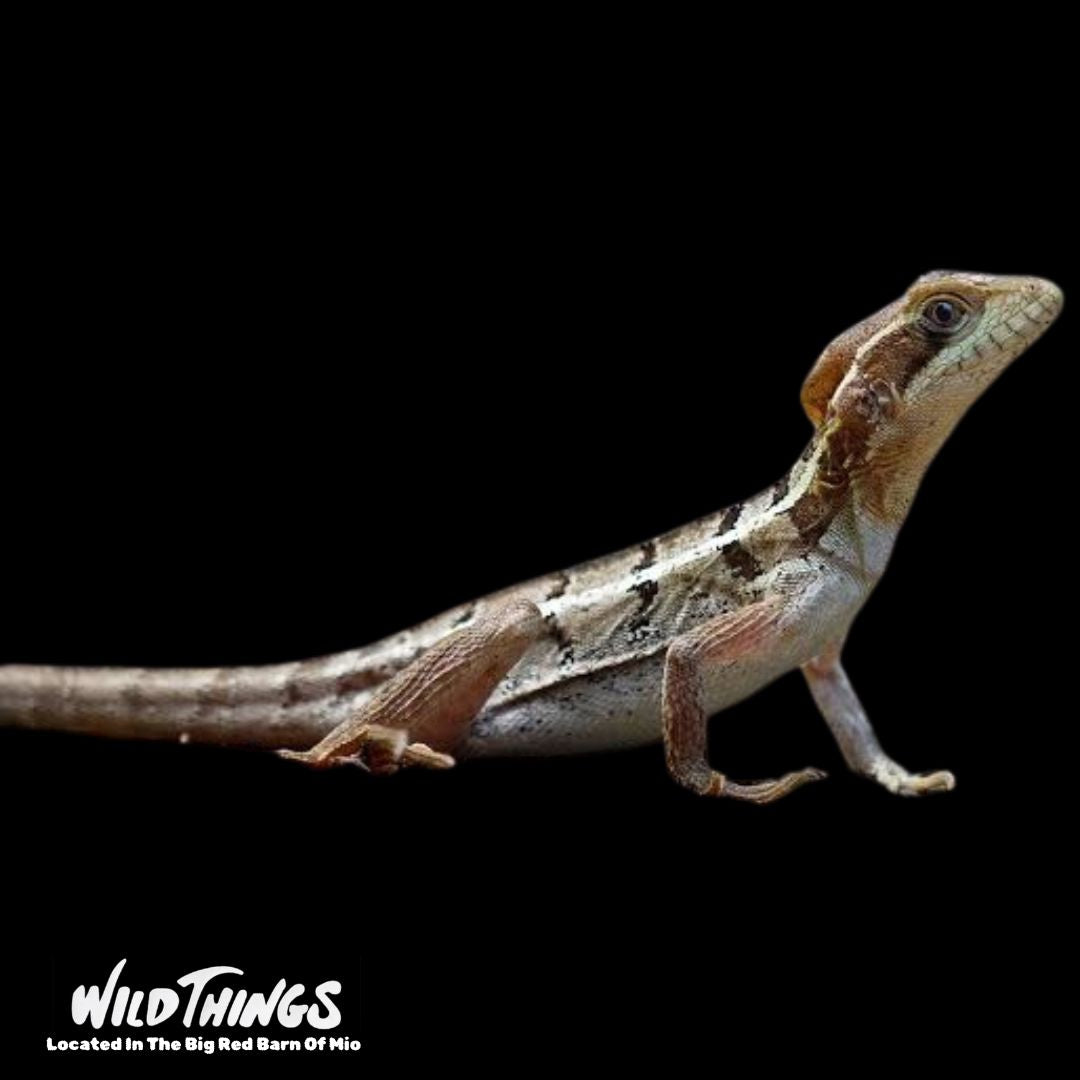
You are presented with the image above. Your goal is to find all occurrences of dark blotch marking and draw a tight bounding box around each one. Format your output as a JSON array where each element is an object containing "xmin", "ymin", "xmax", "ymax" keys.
[
  {"xmin": 817, "ymin": 421, "xmax": 865, "ymax": 486},
  {"xmin": 770, "ymin": 473, "xmax": 791, "ymax": 506},
  {"xmin": 862, "ymin": 324, "xmax": 944, "ymax": 393},
  {"xmin": 283, "ymin": 681, "xmax": 305, "ymax": 707},
  {"xmin": 544, "ymin": 612, "xmax": 575, "ymax": 665},
  {"xmin": 715, "ymin": 502, "xmax": 743, "ymax": 537},
  {"xmin": 634, "ymin": 540, "xmax": 657, "ymax": 572},
  {"xmin": 451, "ymin": 606, "xmax": 476, "ymax": 627},
  {"xmin": 545, "ymin": 571, "xmax": 571, "ymax": 601},
  {"xmin": 627, "ymin": 578, "xmax": 660, "ymax": 631},
  {"xmin": 721, "ymin": 540, "xmax": 763, "ymax": 580},
  {"xmin": 788, "ymin": 491, "xmax": 835, "ymax": 547}
]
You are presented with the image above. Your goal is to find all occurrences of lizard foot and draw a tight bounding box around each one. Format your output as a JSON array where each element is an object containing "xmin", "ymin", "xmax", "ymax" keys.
[
  {"xmin": 872, "ymin": 762, "xmax": 956, "ymax": 797},
  {"xmin": 721, "ymin": 766, "xmax": 828, "ymax": 804},
  {"xmin": 277, "ymin": 725, "xmax": 456, "ymax": 774}
]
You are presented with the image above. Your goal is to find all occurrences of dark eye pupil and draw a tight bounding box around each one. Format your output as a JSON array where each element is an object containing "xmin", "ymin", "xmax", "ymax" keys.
[
  {"xmin": 932, "ymin": 301, "xmax": 956, "ymax": 325},
  {"xmin": 921, "ymin": 296, "xmax": 969, "ymax": 334}
]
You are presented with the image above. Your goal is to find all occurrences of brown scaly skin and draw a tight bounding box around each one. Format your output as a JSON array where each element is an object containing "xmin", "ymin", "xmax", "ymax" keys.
[{"xmin": 0, "ymin": 272, "xmax": 1064, "ymax": 801}]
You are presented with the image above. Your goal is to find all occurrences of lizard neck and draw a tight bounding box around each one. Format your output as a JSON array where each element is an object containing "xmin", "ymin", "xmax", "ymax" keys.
[
  {"xmin": 766, "ymin": 390, "xmax": 978, "ymax": 588},
  {"xmin": 849, "ymin": 393, "xmax": 974, "ymax": 527},
  {"xmin": 701, "ymin": 430, "xmax": 898, "ymax": 596},
  {"xmin": 794, "ymin": 377, "xmax": 970, "ymax": 537},
  {"xmin": 764, "ymin": 426, "xmax": 906, "ymax": 585}
]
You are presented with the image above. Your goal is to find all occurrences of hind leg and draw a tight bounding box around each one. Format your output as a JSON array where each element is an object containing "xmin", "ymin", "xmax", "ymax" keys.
[{"xmin": 278, "ymin": 599, "xmax": 545, "ymax": 774}]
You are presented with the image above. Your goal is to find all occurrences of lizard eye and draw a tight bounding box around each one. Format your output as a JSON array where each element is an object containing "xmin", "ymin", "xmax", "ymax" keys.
[{"xmin": 920, "ymin": 295, "xmax": 970, "ymax": 335}]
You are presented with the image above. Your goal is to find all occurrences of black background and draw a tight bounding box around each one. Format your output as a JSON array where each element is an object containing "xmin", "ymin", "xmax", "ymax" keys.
[{"xmin": 4, "ymin": 55, "xmax": 1075, "ymax": 1065}]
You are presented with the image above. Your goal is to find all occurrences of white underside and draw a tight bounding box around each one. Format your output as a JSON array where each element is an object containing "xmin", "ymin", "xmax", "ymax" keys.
[{"xmin": 462, "ymin": 554, "xmax": 872, "ymax": 758}]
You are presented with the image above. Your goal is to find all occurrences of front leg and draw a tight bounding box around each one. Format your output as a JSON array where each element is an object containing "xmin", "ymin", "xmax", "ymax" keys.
[
  {"xmin": 662, "ymin": 598, "xmax": 826, "ymax": 803},
  {"xmin": 801, "ymin": 643, "xmax": 955, "ymax": 797}
]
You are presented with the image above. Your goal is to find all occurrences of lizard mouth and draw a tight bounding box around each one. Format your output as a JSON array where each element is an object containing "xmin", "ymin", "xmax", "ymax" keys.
[
  {"xmin": 1015, "ymin": 277, "xmax": 1064, "ymax": 339},
  {"xmin": 933, "ymin": 279, "xmax": 1062, "ymax": 382},
  {"xmin": 979, "ymin": 278, "xmax": 1063, "ymax": 358}
]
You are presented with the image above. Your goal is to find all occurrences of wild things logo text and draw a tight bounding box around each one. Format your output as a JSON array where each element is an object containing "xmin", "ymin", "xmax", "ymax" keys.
[{"xmin": 71, "ymin": 959, "xmax": 342, "ymax": 1029}]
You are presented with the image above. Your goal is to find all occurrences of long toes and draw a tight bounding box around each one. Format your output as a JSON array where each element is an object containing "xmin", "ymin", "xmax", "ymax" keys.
[
  {"xmin": 755, "ymin": 766, "xmax": 828, "ymax": 803},
  {"xmin": 277, "ymin": 748, "xmax": 318, "ymax": 765},
  {"xmin": 902, "ymin": 770, "xmax": 956, "ymax": 796},
  {"xmin": 402, "ymin": 742, "xmax": 456, "ymax": 770},
  {"xmin": 727, "ymin": 766, "xmax": 827, "ymax": 804}
]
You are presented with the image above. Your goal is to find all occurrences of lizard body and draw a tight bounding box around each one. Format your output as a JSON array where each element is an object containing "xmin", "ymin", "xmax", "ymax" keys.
[{"xmin": 0, "ymin": 272, "xmax": 1063, "ymax": 800}]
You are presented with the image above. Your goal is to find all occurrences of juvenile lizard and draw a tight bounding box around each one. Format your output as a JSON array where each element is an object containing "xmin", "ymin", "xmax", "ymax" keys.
[{"xmin": 0, "ymin": 271, "xmax": 1063, "ymax": 801}]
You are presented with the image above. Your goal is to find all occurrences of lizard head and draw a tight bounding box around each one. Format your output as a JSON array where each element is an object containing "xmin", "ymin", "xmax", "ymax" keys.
[{"xmin": 800, "ymin": 271, "xmax": 1063, "ymax": 520}]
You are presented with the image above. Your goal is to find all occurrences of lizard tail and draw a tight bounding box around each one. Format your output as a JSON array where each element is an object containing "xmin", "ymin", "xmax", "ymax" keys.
[{"xmin": 0, "ymin": 660, "xmax": 367, "ymax": 751}]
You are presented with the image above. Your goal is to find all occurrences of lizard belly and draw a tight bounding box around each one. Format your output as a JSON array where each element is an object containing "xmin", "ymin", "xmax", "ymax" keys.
[
  {"xmin": 462, "ymin": 653, "xmax": 667, "ymax": 757},
  {"xmin": 461, "ymin": 569, "xmax": 862, "ymax": 759},
  {"xmin": 461, "ymin": 635, "xmax": 814, "ymax": 758}
]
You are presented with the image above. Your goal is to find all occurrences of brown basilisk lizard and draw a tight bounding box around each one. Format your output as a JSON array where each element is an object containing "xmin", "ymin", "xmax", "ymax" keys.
[{"xmin": 0, "ymin": 271, "xmax": 1063, "ymax": 802}]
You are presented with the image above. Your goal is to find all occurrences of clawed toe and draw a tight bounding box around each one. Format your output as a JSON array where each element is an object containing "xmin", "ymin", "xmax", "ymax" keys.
[
  {"xmin": 896, "ymin": 769, "xmax": 956, "ymax": 797},
  {"xmin": 723, "ymin": 765, "xmax": 828, "ymax": 804},
  {"xmin": 276, "ymin": 734, "xmax": 455, "ymax": 774},
  {"xmin": 276, "ymin": 748, "xmax": 318, "ymax": 765},
  {"xmin": 401, "ymin": 742, "xmax": 456, "ymax": 769},
  {"xmin": 873, "ymin": 760, "xmax": 956, "ymax": 797}
]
